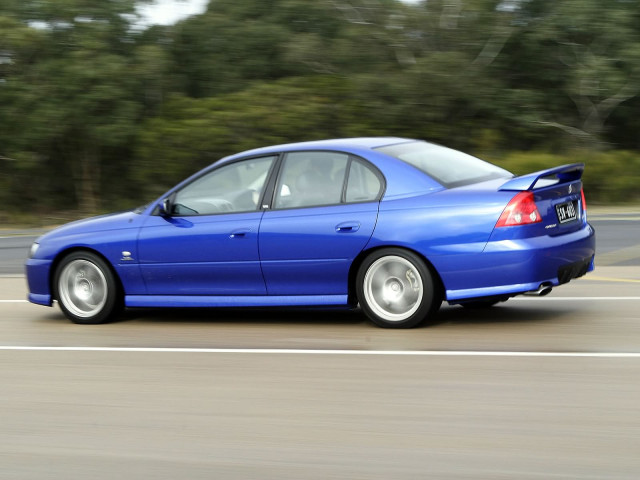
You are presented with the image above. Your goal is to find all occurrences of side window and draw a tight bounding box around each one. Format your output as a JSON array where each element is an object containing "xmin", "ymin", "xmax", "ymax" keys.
[
  {"xmin": 346, "ymin": 159, "xmax": 383, "ymax": 203},
  {"xmin": 274, "ymin": 152, "xmax": 349, "ymax": 209},
  {"xmin": 172, "ymin": 156, "xmax": 276, "ymax": 216}
]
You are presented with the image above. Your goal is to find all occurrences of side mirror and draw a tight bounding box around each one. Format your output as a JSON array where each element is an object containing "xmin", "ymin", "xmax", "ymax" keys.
[{"xmin": 158, "ymin": 197, "xmax": 172, "ymax": 216}]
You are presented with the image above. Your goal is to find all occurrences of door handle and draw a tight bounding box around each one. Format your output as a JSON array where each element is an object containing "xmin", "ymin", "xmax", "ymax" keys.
[
  {"xmin": 335, "ymin": 222, "xmax": 360, "ymax": 233},
  {"xmin": 230, "ymin": 229, "xmax": 251, "ymax": 238}
]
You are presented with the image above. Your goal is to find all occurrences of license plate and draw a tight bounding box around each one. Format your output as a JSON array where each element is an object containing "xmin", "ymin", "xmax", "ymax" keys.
[{"xmin": 556, "ymin": 201, "xmax": 578, "ymax": 224}]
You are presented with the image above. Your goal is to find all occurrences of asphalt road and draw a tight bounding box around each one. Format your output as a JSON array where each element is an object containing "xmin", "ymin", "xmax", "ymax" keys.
[{"xmin": 1, "ymin": 211, "xmax": 639, "ymax": 479}]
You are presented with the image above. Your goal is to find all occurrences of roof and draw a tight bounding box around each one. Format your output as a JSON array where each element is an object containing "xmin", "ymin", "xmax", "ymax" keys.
[{"xmin": 223, "ymin": 137, "xmax": 413, "ymax": 161}]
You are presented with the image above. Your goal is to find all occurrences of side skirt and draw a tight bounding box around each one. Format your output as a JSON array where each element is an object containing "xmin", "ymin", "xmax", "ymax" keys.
[
  {"xmin": 445, "ymin": 281, "xmax": 550, "ymax": 303},
  {"xmin": 125, "ymin": 294, "xmax": 349, "ymax": 308}
]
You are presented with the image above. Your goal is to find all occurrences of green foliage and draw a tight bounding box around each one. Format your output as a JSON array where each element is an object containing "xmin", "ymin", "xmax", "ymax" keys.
[
  {"xmin": 134, "ymin": 76, "xmax": 351, "ymax": 199},
  {"xmin": 492, "ymin": 150, "xmax": 640, "ymax": 204},
  {"xmin": 1, "ymin": 0, "xmax": 640, "ymax": 220}
]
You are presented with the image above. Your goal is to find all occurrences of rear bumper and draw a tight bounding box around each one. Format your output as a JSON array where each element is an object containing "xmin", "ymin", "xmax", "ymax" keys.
[
  {"xmin": 557, "ymin": 255, "xmax": 593, "ymax": 285},
  {"xmin": 439, "ymin": 223, "xmax": 595, "ymax": 302}
]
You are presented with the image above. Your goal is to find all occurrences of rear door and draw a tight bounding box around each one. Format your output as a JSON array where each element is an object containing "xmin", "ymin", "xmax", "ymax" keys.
[{"xmin": 259, "ymin": 152, "xmax": 384, "ymax": 296}]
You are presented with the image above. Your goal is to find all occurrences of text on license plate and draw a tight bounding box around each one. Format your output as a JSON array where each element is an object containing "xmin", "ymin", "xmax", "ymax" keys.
[{"xmin": 556, "ymin": 201, "xmax": 578, "ymax": 223}]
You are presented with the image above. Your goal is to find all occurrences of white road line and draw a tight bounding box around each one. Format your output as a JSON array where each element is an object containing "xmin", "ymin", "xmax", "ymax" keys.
[
  {"xmin": 512, "ymin": 296, "xmax": 640, "ymax": 301},
  {"xmin": 2, "ymin": 297, "xmax": 640, "ymax": 304},
  {"xmin": 589, "ymin": 216, "xmax": 640, "ymax": 221},
  {"xmin": 0, "ymin": 346, "xmax": 639, "ymax": 357}
]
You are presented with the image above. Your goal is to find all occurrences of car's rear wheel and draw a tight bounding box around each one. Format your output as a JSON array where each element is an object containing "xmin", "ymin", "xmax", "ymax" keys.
[
  {"xmin": 54, "ymin": 251, "xmax": 121, "ymax": 324},
  {"xmin": 356, "ymin": 248, "xmax": 440, "ymax": 328}
]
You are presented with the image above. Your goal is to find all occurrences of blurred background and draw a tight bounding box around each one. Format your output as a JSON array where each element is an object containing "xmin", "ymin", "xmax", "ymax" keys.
[{"xmin": 1, "ymin": 0, "xmax": 639, "ymax": 225}]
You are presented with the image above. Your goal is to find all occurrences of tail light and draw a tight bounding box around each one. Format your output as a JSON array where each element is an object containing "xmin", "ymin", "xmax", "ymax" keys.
[
  {"xmin": 581, "ymin": 188, "xmax": 587, "ymax": 212},
  {"xmin": 496, "ymin": 191, "xmax": 542, "ymax": 227}
]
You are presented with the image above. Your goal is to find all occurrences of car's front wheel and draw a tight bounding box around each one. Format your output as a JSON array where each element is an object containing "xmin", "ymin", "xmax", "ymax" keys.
[
  {"xmin": 356, "ymin": 248, "xmax": 440, "ymax": 328},
  {"xmin": 54, "ymin": 251, "xmax": 121, "ymax": 324}
]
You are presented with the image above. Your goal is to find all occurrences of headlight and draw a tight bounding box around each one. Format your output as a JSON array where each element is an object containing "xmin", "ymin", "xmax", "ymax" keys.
[{"xmin": 29, "ymin": 242, "xmax": 40, "ymax": 258}]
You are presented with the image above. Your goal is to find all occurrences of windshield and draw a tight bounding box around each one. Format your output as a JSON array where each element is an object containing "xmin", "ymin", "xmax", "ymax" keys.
[{"xmin": 376, "ymin": 141, "xmax": 512, "ymax": 188}]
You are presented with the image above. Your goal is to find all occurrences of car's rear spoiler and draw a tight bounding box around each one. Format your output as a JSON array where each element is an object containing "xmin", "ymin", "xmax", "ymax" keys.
[{"xmin": 498, "ymin": 163, "xmax": 584, "ymax": 191}]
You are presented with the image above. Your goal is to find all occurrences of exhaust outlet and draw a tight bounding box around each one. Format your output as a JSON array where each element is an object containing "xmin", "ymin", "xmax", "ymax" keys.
[{"xmin": 524, "ymin": 283, "xmax": 553, "ymax": 297}]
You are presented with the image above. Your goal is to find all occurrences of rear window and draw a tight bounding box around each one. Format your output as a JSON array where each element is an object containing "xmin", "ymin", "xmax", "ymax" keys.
[{"xmin": 376, "ymin": 141, "xmax": 512, "ymax": 188}]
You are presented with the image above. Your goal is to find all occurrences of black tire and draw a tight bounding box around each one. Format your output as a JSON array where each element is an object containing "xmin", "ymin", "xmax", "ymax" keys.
[
  {"xmin": 356, "ymin": 248, "xmax": 441, "ymax": 328},
  {"xmin": 54, "ymin": 251, "xmax": 121, "ymax": 324}
]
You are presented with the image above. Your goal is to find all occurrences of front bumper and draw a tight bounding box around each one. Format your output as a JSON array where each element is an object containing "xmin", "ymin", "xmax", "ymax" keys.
[{"xmin": 25, "ymin": 258, "xmax": 53, "ymax": 306}]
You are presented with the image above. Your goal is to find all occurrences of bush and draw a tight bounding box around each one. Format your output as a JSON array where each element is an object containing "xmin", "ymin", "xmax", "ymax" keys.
[{"xmin": 489, "ymin": 150, "xmax": 640, "ymax": 204}]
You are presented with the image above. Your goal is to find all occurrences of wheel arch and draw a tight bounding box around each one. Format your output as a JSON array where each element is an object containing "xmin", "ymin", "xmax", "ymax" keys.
[
  {"xmin": 347, "ymin": 245, "xmax": 445, "ymax": 306},
  {"xmin": 49, "ymin": 247, "xmax": 124, "ymax": 301}
]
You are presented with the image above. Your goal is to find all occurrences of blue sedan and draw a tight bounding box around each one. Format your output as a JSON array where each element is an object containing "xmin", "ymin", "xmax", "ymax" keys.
[{"xmin": 26, "ymin": 138, "xmax": 595, "ymax": 328}]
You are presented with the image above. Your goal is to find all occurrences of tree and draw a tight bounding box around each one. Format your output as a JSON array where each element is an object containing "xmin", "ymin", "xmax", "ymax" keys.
[
  {"xmin": 0, "ymin": 0, "xmax": 158, "ymax": 213},
  {"xmin": 2, "ymin": 0, "xmax": 640, "ymax": 217},
  {"xmin": 134, "ymin": 76, "xmax": 352, "ymax": 199},
  {"xmin": 495, "ymin": 0, "xmax": 640, "ymax": 148}
]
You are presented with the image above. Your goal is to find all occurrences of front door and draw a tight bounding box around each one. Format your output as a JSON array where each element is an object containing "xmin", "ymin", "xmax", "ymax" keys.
[{"xmin": 137, "ymin": 155, "xmax": 277, "ymax": 296}]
